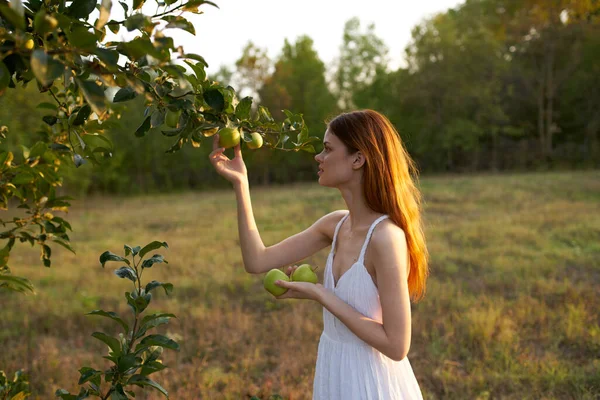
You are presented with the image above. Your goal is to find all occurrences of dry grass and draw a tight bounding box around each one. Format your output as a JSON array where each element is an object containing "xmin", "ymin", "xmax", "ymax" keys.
[{"xmin": 1, "ymin": 170, "xmax": 599, "ymax": 399}]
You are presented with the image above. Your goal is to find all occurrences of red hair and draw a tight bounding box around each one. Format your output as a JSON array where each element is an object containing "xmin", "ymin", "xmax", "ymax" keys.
[{"xmin": 328, "ymin": 110, "xmax": 429, "ymax": 301}]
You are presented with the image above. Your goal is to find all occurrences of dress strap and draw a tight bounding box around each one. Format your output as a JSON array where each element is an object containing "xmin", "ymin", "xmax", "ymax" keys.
[
  {"xmin": 358, "ymin": 215, "xmax": 389, "ymax": 264},
  {"xmin": 331, "ymin": 212, "xmax": 349, "ymax": 254}
]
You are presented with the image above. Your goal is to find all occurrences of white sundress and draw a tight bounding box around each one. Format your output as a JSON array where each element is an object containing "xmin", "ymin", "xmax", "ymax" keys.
[{"xmin": 312, "ymin": 213, "xmax": 424, "ymax": 400}]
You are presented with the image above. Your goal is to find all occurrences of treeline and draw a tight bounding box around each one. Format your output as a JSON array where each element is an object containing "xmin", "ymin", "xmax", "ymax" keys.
[{"xmin": 1, "ymin": 0, "xmax": 598, "ymax": 195}]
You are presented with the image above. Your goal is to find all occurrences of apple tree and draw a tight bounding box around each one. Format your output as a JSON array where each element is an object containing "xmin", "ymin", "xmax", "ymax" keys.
[{"xmin": 0, "ymin": 0, "xmax": 320, "ymax": 294}]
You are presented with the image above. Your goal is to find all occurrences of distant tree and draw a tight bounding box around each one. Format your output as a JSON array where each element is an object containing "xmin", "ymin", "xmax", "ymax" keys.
[{"xmin": 334, "ymin": 17, "xmax": 389, "ymax": 111}]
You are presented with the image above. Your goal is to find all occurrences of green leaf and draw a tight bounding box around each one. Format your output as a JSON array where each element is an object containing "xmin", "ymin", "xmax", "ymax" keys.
[
  {"xmin": 116, "ymin": 353, "xmax": 139, "ymax": 373},
  {"xmin": 96, "ymin": 48, "xmax": 119, "ymax": 67},
  {"xmin": 235, "ymin": 96, "xmax": 252, "ymax": 120},
  {"xmin": 0, "ymin": 4, "xmax": 25, "ymax": 30},
  {"xmin": 135, "ymin": 116, "xmax": 151, "ymax": 137},
  {"xmin": 145, "ymin": 281, "xmax": 173, "ymax": 296},
  {"xmin": 165, "ymin": 137, "xmax": 184, "ymax": 154},
  {"xmin": 139, "ymin": 241, "xmax": 168, "ymax": 259},
  {"xmin": 67, "ymin": 0, "xmax": 96, "ymax": 19},
  {"xmin": 114, "ymin": 266, "xmax": 137, "ymax": 282},
  {"xmin": 86, "ymin": 309, "xmax": 129, "ymax": 331},
  {"xmin": 127, "ymin": 375, "xmax": 168, "ymax": 398},
  {"xmin": 138, "ymin": 313, "xmax": 175, "ymax": 337},
  {"xmin": 124, "ymin": 13, "xmax": 149, "ymax": 32},
  {"xmin": 258, "ymin": 106, "xmax": 274, "ymax": 122},
  {"xmin": 55, "ymin": 389, "xmax": 77, "ymax": 399},
  {"xmin": 76, "ymin": 78, "xmax": 106, "ymax": 117},
  {"xmin": 13, "ymin": 171, "xmax": 34, "ymax": 185},
  {"xmin": 29, "ymin": 141, "xmax": 48, "ymax": 158},
  {"xmin": 141, "ymin": 254, "xmax": 167, "ymax": 269},
  {"xmin": 179, "ymin": 53, "xmax": 208, "ymax": 67},
  {"xmin": 0, "ymin": 274, "xmax": 35, "ymax": 294},
  {"xmin": 184, "ymin": 0, "xmax": 219, "ymax": 9},
  {"xmin": 67, "ymin": 24, "xmax": 97, "ymax": 50},
  {"xmin": 77, "ymin": 367, "xmax": 102, "ymax": 386},
  {"xmin": 117, "ymin": 36, "xmax": 162, "ymax": 61},
  {"xmin": 113, "ymin": 87, "xmax": 137, "ymax": 102},
  {"xmin": 126, "ymin": 291, "xmax": 151, "ymax": 314},
  {"xmin": 118, "ymin": 1, "xmax": 129, "ymax": 17},
  {"xmin": 0, "ymin": 61, "xmax": 11, "ymax": 91},
  {"xmin": 124, "ymin": 245, "xmax": 141, "ymax": 256},
  {"xmin": 107, "ymin": 20, "xmax": 120, "ymax": 34},
  {"xmin": 133, "ymin": 0, "xmax": 145, "ymax": 10},
  {"xmin": 203, "ymin": 89, "xmax": 224, "ymax": 112},
  {"xmin": 37, "ymin": 102, "xmax": 58, "ymax": 110},
  {"xmin": 138, "ymin": 334, "xmax": 179, "ymax": 351},
  {"xmin": 42, "ymin": 115, "xmax": 58, "ymax": 126},
  {"xmin": 151, "ymin": 109, "xmax": 166, "ymax": 128},
  {"xmin": 72, "ymin": 104, "xmax": 92, "ymax": 126},
  {"xmin": 31, "ymin": 49, "xmax": 64, "ymax": 87},
  {"xmin": 91, "ymin": 332, "xmax": 122, "ymax": 355},
  {"xmin": 161, "ymin": 15, "xmax": 195, "ymax": 35},
  {"xmin": 99, "ymin": 250, "xmax": 130, "ymax": 267},
  {"xmin": 183, "ymin": 60, "xmax": 206, "ymax": 82},
  {"xmin": 140, "ymin": 360, "xmax": 167, "ymax": 376},
  {"xmin": 110, "ymin": 384, "xmax": 128, "ymax": 400}
]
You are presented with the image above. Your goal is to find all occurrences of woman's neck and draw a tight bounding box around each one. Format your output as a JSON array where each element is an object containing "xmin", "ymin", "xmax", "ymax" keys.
[{"xmin": 338, "ymin": 182, "xmax": 383, "ymax": 232}]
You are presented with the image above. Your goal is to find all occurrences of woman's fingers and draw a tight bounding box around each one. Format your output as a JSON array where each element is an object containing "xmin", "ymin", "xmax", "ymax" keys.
[
  {"xmin": 233, "ymin": 143, "xmax": 242, "ymax": 159},
  {"xmin": 286, "ymin": 265, "xmax": 299, "ymax": 276},
  {"xmin": 209, "ymin": 136, "xmax": 226, "ymax": 161}
]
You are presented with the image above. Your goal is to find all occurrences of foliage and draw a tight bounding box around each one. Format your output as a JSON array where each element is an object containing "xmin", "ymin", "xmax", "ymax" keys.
[
  {"xmin": 56, "ymin": 241, "xmax": 177, "ymax": 399},
  {"xmin": 0, "ymin": 0, "xmax": 319, "ymax": 293},
  {"xmin": 0, "ymin": 369, "xmax": 31, "ymax": 399}
]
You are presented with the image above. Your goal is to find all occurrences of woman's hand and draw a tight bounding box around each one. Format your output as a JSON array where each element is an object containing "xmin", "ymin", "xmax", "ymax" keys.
[
  {"xmin": 274, "ymin": 265, "xmax": 325, "ymax": 302},
  {"xmin": 208, "ymin": 134, "xmax": 248, "ymax": 185}
]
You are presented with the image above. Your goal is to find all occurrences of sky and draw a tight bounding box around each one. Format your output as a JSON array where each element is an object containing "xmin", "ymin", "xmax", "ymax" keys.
[{"xmin": 154, "ymin": 0, "xmax": 464, "ymax": 74}]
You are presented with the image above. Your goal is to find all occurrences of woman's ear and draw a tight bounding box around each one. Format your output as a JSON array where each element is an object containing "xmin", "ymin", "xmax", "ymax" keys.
[{"xmin": 352, "ymin": 151, "xmax": 365, "ymax": 170}]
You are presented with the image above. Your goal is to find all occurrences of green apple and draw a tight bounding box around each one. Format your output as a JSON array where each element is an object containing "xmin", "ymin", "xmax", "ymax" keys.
[
  {"xmin": 263, "ymin": 268, "xmax": 289, "ymax": 296},
  {"xmin": 291, "ymin": 264, "xmax": 318, "ymax": 284},
  {"xmin": 246, "ymin": 132, "xmax": 263, "ymax": 149},
  {"xmin": 34, "ymin": 11, "xmax": 58, "ymax": 35},
  {"xmin": 165, "ymin": 109, "xmax": 181, "ymax": 128},
  {"xmin": 217, "ymin": 127, "xmax": 241, "ymax": 149}
]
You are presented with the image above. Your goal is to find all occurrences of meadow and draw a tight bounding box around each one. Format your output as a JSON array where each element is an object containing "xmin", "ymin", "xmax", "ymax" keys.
[{"xmin": 1, "ymin": 170, "xmax": 599, "ymax": 399}]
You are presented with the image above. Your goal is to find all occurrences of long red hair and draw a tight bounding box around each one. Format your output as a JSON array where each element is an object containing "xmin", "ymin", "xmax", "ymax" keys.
[{"xmin": 328, "ymin": 109, "xmax": 429, "ymax": 302}]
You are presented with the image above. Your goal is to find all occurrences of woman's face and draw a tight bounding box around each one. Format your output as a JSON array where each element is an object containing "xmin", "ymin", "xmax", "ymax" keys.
[{"xmin": 314, "ymin": 129, "xmax": 357, "ymax": 188}]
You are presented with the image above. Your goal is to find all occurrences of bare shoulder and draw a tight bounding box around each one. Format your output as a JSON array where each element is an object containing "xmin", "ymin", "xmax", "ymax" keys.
[
  {"xmin": 370, "ymin": 218, "xmax": 408, "ymax": 266},
  {"xmin": 315, "ymin": 209, "xmax": 349, "ymax": 241}
]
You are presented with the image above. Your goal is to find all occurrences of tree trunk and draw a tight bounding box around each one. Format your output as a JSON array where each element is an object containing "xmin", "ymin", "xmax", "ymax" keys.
[
  {"xmin": 491, "ymin": 131, "xmax": 498, "ymax": 172},
  {"xmin": 586, "ymin": 114, "xmax": 600, "ymax": 165},
  {"xmin": 537, "ymin": 80, "xmax": 546, "ymax": 159},
  {"xmin": 544, "ymin": 37, "xmax": 556, "ymax": 161}
]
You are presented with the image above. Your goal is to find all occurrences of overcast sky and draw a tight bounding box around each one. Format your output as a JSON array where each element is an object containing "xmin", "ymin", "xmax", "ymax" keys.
[{"xmin": 147, "ymin": 0, "xmax": 464, "ymax": 74}]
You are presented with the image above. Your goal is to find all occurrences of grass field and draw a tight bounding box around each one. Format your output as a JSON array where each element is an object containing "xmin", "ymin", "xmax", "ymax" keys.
[{"xmin": 1, "ymin": 170, "xmax": 599, "ymax": 399}]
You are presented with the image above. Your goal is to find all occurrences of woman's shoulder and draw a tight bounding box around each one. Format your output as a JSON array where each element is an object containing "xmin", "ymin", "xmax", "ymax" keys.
[
  {"xmin": 316, "ymin": 210, "xmax": 349, "ymax": 241},
  {"xmin": 371, "ymin": 217, "xmax": 407, "ymax": 251},
  {"xmin": 371, "ymin": 216, "xmax": 405, "ymax": 244}
]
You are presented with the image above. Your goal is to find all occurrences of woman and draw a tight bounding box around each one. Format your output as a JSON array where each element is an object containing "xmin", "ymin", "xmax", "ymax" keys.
[{"xmin": 209, "ymin": 109, "xmax": 428, "ymax": 399}]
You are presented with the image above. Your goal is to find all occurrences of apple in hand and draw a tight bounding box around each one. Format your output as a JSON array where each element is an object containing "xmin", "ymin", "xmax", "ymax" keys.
[
  {"xmin": 291, "ymin": 264, "xmax": 318, "ymax": 284},
  {"xmin": 263, "ymin": 268, "xmax": 289, "ymax": 296}
]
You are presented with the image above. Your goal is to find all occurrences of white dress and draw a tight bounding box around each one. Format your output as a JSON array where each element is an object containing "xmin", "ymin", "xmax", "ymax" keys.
[{"xmin": 312, "ymin": 213, "xmax": 424, "ymax": 400}]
